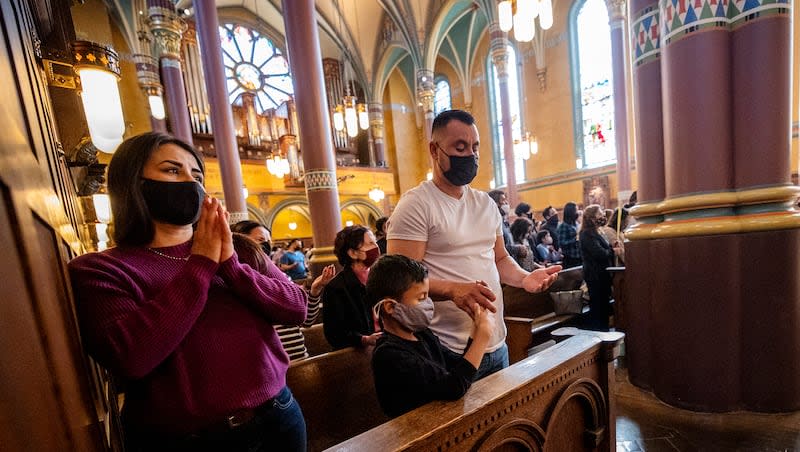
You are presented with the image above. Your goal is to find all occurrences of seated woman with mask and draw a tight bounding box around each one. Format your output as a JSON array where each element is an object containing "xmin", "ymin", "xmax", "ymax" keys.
[
  {"xmin": 68, "ymin": 132, "xmax": 308, "ymax": 451},
  {"xmin": 368, "ymin": 255, "xmax": 493, "ymax": 417},
  {"xmin": 322, "ymin": 225, "xmax": 383, "ymax": 349}
]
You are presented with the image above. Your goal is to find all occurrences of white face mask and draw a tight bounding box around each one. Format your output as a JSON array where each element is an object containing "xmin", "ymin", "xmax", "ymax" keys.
[
  {"xmin": 500, "ymin": 203, "xmax": 510, "ymax": 216},
  {"xmin": 373, "ymin": 297, "xmax": 435, "ymax": 332}
]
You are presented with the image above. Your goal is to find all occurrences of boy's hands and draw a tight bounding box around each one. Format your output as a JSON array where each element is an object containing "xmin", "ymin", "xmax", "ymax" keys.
[{"xmin": 471, "ymin": 305, "xmax": 494, "ymax": 342}]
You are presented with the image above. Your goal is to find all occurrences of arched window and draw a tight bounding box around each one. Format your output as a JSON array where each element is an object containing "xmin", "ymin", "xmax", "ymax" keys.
[
  {"xmin": 570, "ymin": 0, "xmax": 615, "ymax": 168},
  {"xmin": 219, "ymin": 23, "xmax": 293, "ymax": 113},
  {"xmin": 487, "ymin": 45, "xmax": 525, "ymax": 186},
  {"xmin": 433, "ymin": 76, "xmax": 451, "ymax": 116}
]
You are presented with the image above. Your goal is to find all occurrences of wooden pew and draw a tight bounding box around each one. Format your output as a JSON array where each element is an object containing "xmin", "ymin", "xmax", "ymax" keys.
[
  {"xmin": 301, "ymin": 323, "xmax": 333, "ymax": 357},
  {"xmin": 328, "ymin": 331, "xmax": 623, "ymax": 451},
  {"xmin": 503, "ymin": 266, "xmax": 586, "ymax": 364},
  {"xmin": 286, "ymin": 346, "xmax": 389, "ymax": 451}
]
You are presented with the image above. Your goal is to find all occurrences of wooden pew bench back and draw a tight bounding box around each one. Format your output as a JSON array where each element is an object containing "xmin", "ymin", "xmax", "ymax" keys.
[
  {"xmin": 328, "ymin": 333, "xmax": 621, "ymax": 452},
  {"xmin": 287, "ymin": 346, "xmax": 389, "ymax": 451}
]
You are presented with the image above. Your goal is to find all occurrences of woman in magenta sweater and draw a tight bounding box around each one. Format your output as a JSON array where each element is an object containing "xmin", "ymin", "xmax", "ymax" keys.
[{"xmin": 68, "ymin": 133, "xmax": 308, "ymax": 451}]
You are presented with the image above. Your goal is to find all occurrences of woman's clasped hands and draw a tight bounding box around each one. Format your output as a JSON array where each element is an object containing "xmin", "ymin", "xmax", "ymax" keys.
[{"xmin": 191, "ymin": 196, "xmax": 234, "ymax": 263}]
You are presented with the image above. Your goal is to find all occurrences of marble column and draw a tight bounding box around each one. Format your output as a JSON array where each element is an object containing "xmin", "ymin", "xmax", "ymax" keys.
[
  {"xmin": 489, "ymin": 23, "xmax": 518, "ymax": 206},
  {"xmin": 624, "ymin": 0, "xmax": 799, "ymax": 412},
  {"xmin": 193, "ymin": 0, "xmax": 248, "ymax": 222},
  {"xmin": 282, "ymin": 0, "xmax": 342, "ymax": 273},
  {"xmin": 146, "ymin": 2, "xmax": 192, "ymax": 143},
  {"xmin": 368, "ymin": 102, "xmax": 385, "ymax": 166},
  {"xmin": 134, "ymin": 53, "xmax": 166, "ymax": 133},
  {"xmin": 416, "ymin": 69, "xmax": 435, "ymax": 143},
  {"xmin": 605, "ymin": 0, "xmax": 632, "ymax": 194}
]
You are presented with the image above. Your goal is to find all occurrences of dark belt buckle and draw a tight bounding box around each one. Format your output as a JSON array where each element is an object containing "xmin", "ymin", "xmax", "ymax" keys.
[{"xmin": 226, "ymin": 411, "xmax": 251, "ymax": 429}]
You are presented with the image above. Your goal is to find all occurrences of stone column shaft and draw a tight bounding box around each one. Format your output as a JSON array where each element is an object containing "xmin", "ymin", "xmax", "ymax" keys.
[
  {"xmin": 489, "ymin": 24, "xmax": 518, "ymax": 206},
  {"xmin": 369, "ymin": 102, "xmax": 386, "ymax": 166},
  {"xmin": 629, "ymin": 2, "xmax": 665, "ymax": 202},
  {"xmin": 147, "ymin": 3, "xmax": 192, "ymax": 143},
  {"xmin": 193, "ymin": 0, "xmax": 247, "ymax": 222},
  {"xmin": 606, "ymin": 0, "xmax": 631, "ymax": 193},
  {"xmin": 282, "ymin": 0, "xmax": 342, "ymax": 274}
]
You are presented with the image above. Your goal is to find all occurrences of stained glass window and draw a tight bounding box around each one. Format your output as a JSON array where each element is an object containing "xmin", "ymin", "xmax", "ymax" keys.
[
  {"xmin": 433, "ymin": 76, "xmax": 451, "ymax": 116},
  {"xmin": 488, "ymin": 45, "xmax": 526, "ymax": 186},
  {"xmin": 219, "ymin": 23, "xmax": 293, "ymax": 113},
  {"xmin": 570, "ymin": 0, "xmax": 615, "ymax": 168}
]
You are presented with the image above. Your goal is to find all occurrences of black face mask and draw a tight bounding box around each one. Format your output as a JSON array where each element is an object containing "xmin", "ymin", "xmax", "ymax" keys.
[
  {"xmin": 438, "ymin": 148, "xmax": 478, "ymax": 186},
  {"xmin": 261, "ymin": 241, "xmax": 272, "ymax": 255},
  {"xmin": 547, "ymin": 215, "xmax": 559, "ymax": 225},
  {"xmin": 141, "ymin": 179, "xmax": 204, "ymax": 226}
]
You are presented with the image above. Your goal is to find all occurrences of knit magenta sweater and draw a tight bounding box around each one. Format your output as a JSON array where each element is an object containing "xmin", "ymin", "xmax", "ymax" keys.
[{"xmin": 68, "ymin": 240, "xmax": 307, "ymax": 435}]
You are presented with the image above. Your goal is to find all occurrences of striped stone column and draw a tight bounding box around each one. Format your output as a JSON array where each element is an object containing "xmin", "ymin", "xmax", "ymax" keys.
[
  {"xmin": 282, "ymin": 0, "xmax": 342, "ymax": 273},
  {"xmin": 624, "ymin": 0, "xmax": 799, "ymax": 412}
]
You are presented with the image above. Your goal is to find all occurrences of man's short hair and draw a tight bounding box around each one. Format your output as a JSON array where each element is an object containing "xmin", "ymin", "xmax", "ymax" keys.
[
  {"xmin": 515, "ymin": 202, "xmax": 531, "ymax": 216},
  {"xmin": 366, "ymin": 254, "xmax": 428, "ymax": 303},
  {"xmin": 487, "ymin": 189, "xmax": 505, "ymax": 204},
  {"xmin": 431, "ymin": 109, "xmax": 475, "ymax": 136},
  {"xmin": 542, "ymin": 205, "xmax": 554, "ymax": 219},
  {"xmin": 375, "ymin": 216, "xmax": 389, "ymax": 234}
]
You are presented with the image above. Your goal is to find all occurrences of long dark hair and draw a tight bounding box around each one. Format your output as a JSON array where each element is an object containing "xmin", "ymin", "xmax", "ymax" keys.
[
  {"xmin": 562, "ymin": 202, "xmax": 579, "ymax": 225},
  {"xmin": 107, "ymin": 132, "xmax": 204, "ymax": 246},
  {"xmin": 510, "ymin": 217, "xmax": 532, "ymax": 244}
]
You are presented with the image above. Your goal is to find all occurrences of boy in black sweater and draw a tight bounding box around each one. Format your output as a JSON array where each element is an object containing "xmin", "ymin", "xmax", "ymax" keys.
[{"xmin": 367, "ymin": 255, "xmax": 493, "ymax": 417}]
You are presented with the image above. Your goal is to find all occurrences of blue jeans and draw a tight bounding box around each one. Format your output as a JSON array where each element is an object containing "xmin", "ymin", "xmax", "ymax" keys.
[
  {"xmin": 473, "ymin": 343, "xmax": 510, "ymax": 381},
  {"xmin": 126, "ymin": 386, "xmax": 307, "ymax": 452}
]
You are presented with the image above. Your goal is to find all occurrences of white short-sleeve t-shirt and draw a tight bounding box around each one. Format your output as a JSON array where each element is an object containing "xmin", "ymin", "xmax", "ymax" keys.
[{"xmin": 387, "ymin": 180, "xmax": 507, "ymax": 353}]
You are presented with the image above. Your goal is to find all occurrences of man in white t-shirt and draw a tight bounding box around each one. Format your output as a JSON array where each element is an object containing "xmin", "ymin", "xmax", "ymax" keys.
[{"xmin": 388, "ymin": 109, "xmax": 562, "ymax": 379}]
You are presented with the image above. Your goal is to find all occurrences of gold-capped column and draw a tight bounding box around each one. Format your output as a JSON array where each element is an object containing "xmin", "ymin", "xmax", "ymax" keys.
[{"xmin": 146, "ymin": 1, "xmax": 192, "ymax": 143}]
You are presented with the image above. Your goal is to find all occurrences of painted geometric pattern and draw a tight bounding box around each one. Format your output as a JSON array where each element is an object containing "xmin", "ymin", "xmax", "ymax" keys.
[
  {"xmin": 304, "ymin": 170, "xmax": 337, "ymax": 191},
  {"xmin": 632, "ymin": 9, "xmax": 661, "ymax": 66},
  {"xmin": 660, "ymin": 0, "xmax": 790, "ymax": 43}
]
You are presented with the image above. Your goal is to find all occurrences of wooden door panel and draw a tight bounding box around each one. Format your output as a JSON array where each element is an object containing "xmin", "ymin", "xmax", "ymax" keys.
[
  {"xmin": 0, "ymin": 0, "xmax": 108, "ymax": 449},
  {"xmin": 0, "ymin": 186, "xmax": 69, "ymax": 451}
]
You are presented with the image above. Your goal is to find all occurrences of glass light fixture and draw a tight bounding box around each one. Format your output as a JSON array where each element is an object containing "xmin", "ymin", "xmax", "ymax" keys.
[
  {"xmin": 343, "ymin": 95, "xmax": 358, "ymax": 138},
  {"xmin": 72, "ymin": 41, "xmax": 125, "ymax": 153},
  {"xmin": 333, "ymin": 104, "xmax": 345, "ymax": 131},
  {"xmin": 530, "ymin": 135, "xmax": 539, "ymax": 155},
  {"xmin": 489, "ymin": 178, "xmax": 496, "ymax": 189},
  {"xmin": 345, "ymin": 220, "xmax": 354, "ymax": 227},
  {"xmin": 148, "ymin": 93, "xmax": 166, "ymax": 120},
  {"xmin": 576, "ymin": 158, "xmax": 583, "ymax": 169},
  {"xmin": 426, "ymin": 170, "xmax": 433, "ymax": 181},
  {"xmin": 358, "ymin": 104, "xmax": 369, "ymax": 130},
  {"xmin": 288, "ymin": 222, "xmax": 298, "ymax": 230},
  {"xmin": 242, "ymin": 185, "xmax": 249, "ymax": 199},
  {"xmin": 497, "ymin": 0, "xmax": 551, "ymax": 42},
  {"xmin": 92, "ymin": 193, "xmax": 112, "ymax": 224},
  {"xmin": 498, "ymin": 1, "xmax": 513, "ymax": 31},
  {"xmin": 368, "ymin": 185, "xmax": 385, "ymax": 202},
  {"xmin": 539, "ymin": 0, "xmax": 554, "ymax": 30}
]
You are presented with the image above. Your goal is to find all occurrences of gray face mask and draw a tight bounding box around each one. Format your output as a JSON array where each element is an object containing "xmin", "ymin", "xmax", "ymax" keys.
[{"xmin": 374, "ymin": 297, "xmax": 435, "ymax": 332}]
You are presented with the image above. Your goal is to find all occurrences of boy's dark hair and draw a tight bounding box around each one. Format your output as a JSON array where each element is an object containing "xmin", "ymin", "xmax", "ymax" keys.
[
  {"xmin": 431, "ymin": 109, "xmax": 475, "ymax": 135},
  {"xmin": 231, "ymin": 220, "xmax": 271, "ymax": 235},
  {"xmin": 536, "ymin": 230, "xmax": 550, "ymax": 245},
  {"xmin": 334, "ymin": 225, "xmax": 370, "ymax": 266},
  {"xmin": 366, "ymin": 254, "xmax": 428, "ymax": 304},
  {"xmin": 541, "ymin": 205, "xmax": 554, "ymax": 219},
  {"xmin": 107, "ymin": 132, "xmax": 204, "ymax": 246}
]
